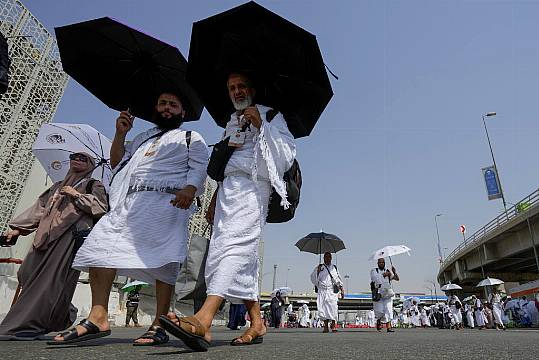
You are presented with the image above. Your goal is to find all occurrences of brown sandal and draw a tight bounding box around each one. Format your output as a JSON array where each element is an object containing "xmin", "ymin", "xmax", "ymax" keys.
[
  {"xmin": 231, "ymin": 327, "xmax": 264, "ymax": 346},
  {"xmin": 159, "ymin": 315, "xmax": 210, "ymax": 352}
]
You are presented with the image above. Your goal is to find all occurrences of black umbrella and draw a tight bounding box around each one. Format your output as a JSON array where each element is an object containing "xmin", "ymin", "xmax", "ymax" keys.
[
  {"xmin": 55, "ymin": 17, "xmax": 203, "ymax": 122},
  {"xmin": 187, "ymin": 1, "xmax": 334, "ymax": 138},
  {"xmin": 295, "ymin": 232, "xmax": 346, "ymax": 262}
]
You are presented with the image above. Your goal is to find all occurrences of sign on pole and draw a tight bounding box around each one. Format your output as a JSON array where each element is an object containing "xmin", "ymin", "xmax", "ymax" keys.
[
  {"xmin": 482, "ymin": 166, "xmax": 502, "ymax": 200},
  {"xmin": 459, "ymin": 225, "xmax": 466, "ymax": 234}
]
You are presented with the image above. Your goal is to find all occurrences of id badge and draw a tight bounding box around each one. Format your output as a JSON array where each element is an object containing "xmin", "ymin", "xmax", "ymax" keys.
[{"xmin": 228, "ymin": 128, "xmax": 246, "ymax": 147}]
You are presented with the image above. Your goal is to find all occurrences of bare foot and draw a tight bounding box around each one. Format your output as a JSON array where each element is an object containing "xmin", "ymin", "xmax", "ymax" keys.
[
  {"xmin": 165, "ymin": 312, "xmax": 212, "ymax": 343},
  {"xmin": 232, "ymin": 322, "xmax": 266, "ymax": 344},
  {"xmin": 53, "ymin": 316, "xmax": 109, "ymax": 342}
]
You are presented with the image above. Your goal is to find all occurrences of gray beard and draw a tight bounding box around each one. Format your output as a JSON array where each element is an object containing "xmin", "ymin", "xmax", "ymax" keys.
[{"xmin": 232, "ymin": 95, "xmax": 253, "ymax": 111}]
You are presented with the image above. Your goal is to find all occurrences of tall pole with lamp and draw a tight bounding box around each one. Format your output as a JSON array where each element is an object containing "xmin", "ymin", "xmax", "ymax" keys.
[{"xmin": 482, "ymin": 112, "xmax": 508, "ymax": 213}]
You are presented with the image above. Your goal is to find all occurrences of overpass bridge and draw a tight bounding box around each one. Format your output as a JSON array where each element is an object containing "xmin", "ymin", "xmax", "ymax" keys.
[{"xmin": 438, "ymin": 188, "xmax": 539, "ymax": 293}]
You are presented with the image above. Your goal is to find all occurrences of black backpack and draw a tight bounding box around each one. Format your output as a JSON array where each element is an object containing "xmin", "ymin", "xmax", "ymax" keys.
[
  {"xmin": 261, "ymin": 110, "xmax": 302, "ymax": 223},
  {"xmin": 266, "ymin": 158, "xmax": 302, "ymax": 223}
]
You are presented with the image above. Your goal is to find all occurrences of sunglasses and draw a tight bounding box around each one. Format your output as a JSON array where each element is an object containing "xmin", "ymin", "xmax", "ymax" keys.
[{"xmin": 69, "ymin": 154, "xmax": 89, "ymax": 162}]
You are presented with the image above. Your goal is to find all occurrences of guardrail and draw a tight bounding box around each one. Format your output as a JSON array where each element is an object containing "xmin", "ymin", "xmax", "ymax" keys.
[{"xmin": 441, "ymin": 188, "xmax": 539, "ymax": 269}]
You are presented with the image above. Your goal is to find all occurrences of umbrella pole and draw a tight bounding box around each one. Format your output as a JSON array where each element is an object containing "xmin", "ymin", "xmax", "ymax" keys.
[
  {"xmin": 319, "ymin": 238, "xmax": 322, "ymax": 264},
  {"xmin": 389, "ymin": 256, "xmax": 393, "ymax": 266}
]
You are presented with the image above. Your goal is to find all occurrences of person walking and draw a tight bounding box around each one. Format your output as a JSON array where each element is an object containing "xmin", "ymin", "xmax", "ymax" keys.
[
  {"xmin": 311, "ymin": 252, "xmax": 344, "ymax": 333},
  {"xmin": 0, "ymin": 153, "xmax": 108, "ymax": 340},
  {"xmin": 125, "ymin": 288, "xmax": 142, "ymax": 328},
  {"xmin": 370, "ymin": 258, "xmax": 400, "ymax": 333}
]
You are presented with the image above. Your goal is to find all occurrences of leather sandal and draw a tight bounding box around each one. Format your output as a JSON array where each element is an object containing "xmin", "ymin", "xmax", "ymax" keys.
[
  {"xmin": 47, "ymin": 319, "xmax": 111, "ymax": 345},
  {"xmin": 133, "ymin": 325, "xmax": 169, "ymax": 346},
  {"xmin": 159, "ymin": 315, "xmax": 210, "ymax": 352},
  {"xmin": 230, "ymin": 327, "xmax": 264, "ymax": 346}
]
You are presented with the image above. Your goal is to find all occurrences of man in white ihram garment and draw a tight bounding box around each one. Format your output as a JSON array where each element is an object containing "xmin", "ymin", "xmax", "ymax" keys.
[
  {"xmin": 488, "ymin": 288, "xmax": 506, "ymax": 330},
  {"xmin": 310, "ymin": 252, "xmax": 344, "ymax": 333},
  {"xmin": 51, "ymin": 92, "xmax": 208, "ymax": 346},
  {"xmin": 473, "ymin": 295, "xmax": 486, "ymax": 329},
  {"xmin": 448, "ymin": 293, "xmax": 463, "ymax": 330},
  {"xmin": 299, "ymin": 303, "xmax": 310, "ymax": 328},
  {"xmin": 370, "ymin": 258, "xmax": 400, "ymax": 332},
  {"xmin": 160, "ymin": 73, "xmax": 295, "ymax": 351},
  {"xmin": 464, "ymin": 300, "xmax": 475, "ymax": 329}
]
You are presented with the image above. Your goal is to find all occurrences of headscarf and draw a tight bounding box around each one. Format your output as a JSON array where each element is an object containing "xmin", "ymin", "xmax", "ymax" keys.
[{"xmin": 31, "ymin": 152, "xmax": 96, "ymax": 249}]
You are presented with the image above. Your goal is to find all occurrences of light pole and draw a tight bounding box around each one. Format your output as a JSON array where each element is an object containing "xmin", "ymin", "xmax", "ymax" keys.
[
  {"xmin": 344, "ymin": 275, "xmax": 350, "ymax": 292},
  {"xmin": 482, "ymin": 112, "xmax": 508, "ymax": 213},
  {"xmin": 426, "ymin": 280, "xmax": 438, "ymax": 303},
  {"xmin": 425, "ymin": 285, "xmax": 433, "ymax": 303},
  {"xmin": 435, "ymin": 214, "xmax": 443, "ymax": 263},
  {"xmin": 285, "ymin": 267, "xmax": 290, "ymax": 287},
  {"xmin": 272, "ymin": 264, "xmax": 277, "ymax": 290}
]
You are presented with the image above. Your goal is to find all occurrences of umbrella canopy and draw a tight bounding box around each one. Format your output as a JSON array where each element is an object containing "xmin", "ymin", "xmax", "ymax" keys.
[
  {"xmin": 402, "ymin": 297, "xmax": 420, "ymax": 310},
  {"xmin": 476, "ymin": 277, "xmax": 504, "ymax": 287},
  {"xmin": 271, "ymin": 286, "xmax": 291, "ymax": 296},
  {"xmin": 462, "ymin": 296, "xmax": 473, "ymax": 302},
  {"xmin": 368, "ymin": 245, "xmax": 411, "ymax": 262},
  {"xmin": 296, "ymin": 300, "xmax": 310, "ymax": 304},
  {"xmin": 55, "ymin": 17, "xmax": 203, "ymax": 123},
  {"xmin": 295, "ymin": 232, "xmax": 345, "ymax": 255},
  {"xmin": 441, "ymin": 282, "xmax": 463, "ymax": 291},
  {"xmin": 187, "ymin": 1, "xmax": 333, "ymax": 138},
  {"xmin": 121, "ymin": 280, "xmax": 149, "ymax": 293},
  {"xmin": 260, "ymin": 302, "xmax": 271, "ymax": 309},
  {"xmin": 33, "ymin": 123, "xmax": 113, "ymax": 188}
]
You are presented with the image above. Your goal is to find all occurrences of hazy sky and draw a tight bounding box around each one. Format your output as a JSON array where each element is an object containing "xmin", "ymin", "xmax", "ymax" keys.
[{"xmin": 21, "ymin": 0, "xmax": 539, "ymax": 294}]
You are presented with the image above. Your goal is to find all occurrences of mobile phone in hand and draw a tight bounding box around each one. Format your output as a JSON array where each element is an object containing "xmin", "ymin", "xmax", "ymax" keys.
[{"xmin": 0, "ymin": 235, "xmax": 17, "ymax": 247}]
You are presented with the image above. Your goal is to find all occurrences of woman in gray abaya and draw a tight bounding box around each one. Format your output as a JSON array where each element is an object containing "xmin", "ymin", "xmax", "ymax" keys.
[{"xmin": 0, "ymin": 152, "xmax": 108, "ymax": 340}]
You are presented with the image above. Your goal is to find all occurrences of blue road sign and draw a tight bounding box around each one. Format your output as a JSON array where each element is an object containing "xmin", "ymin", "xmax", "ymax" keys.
[{"xmin": 482, "ymin": 166, "xmax": 502, "ymax": 200}]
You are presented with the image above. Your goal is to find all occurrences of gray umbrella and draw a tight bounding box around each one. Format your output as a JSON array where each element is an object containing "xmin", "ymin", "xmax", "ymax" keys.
[{"xmin": 295, "ymin": 232, "xmax": 346, "ymax": 257}]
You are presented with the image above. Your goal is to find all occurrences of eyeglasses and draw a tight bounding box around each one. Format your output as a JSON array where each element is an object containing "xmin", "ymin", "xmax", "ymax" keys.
[{"xmin": 69, "ymin": 154, "xmax": 89, "ymax": 162}]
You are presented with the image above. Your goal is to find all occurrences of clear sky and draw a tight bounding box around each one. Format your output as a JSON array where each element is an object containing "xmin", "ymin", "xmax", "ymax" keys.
[{"xmin": 21, "ymin": 0, "xmax": 539, "ymax": 295}]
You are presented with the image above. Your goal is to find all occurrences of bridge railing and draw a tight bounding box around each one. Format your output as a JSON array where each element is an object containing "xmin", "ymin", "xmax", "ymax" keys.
[{"xmin": 441, "ymin": 187, "xmax": 539, "ymax": 268}]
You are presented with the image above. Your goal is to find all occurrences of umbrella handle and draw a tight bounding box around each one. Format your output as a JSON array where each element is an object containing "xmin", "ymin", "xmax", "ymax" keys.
[{"xmin": 389, "ymin": 256, "xmax": 393, "ymax": 266}]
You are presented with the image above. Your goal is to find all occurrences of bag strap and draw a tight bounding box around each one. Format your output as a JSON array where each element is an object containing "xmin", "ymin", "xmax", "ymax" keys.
[
  {"xmin": 266, "ymin": 109, "xmax": 278, "ymax": 122},
  {"xmin": 186, "ymin": 130, "xmax": 192, "ymax": 149},
  {"xmin": 85, "ymin": 179, "xmax": 96, "ymax": 194},
  {"xmin": 110, "ymin": 129, "xmax": 169, "ymax": 185},
  {"xmin": 323, "ymin": 264, "xmax": 337, "ymax": 285}
]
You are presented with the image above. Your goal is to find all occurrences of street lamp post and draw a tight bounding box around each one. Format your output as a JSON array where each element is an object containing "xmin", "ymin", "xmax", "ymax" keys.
[
  {"xmin": 482, "ymin": 112, "xmax": 508, "ymax": 213},
  {"xmin": 285, "ymin": 267, "xmax": 290, "ymax": 287},
  {"xmin": 435, "ymin": 214, "xmax": 443, "ymax": 263},
  {"xmin": 427, "ymin": 280, "xmax": 438, "ymax": 303},
  {"xmin": 344, "ymin": 275, "xmax": 350, "ymax": 292}
]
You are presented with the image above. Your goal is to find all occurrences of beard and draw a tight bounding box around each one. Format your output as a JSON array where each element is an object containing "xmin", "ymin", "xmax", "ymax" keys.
[
  {"xmin": 231, "ymin": 94, "xmax": 253, "ymax": 111},
  {"xmin": 152, "ymin": 111, "xmax": 183, "ymax": 130}
]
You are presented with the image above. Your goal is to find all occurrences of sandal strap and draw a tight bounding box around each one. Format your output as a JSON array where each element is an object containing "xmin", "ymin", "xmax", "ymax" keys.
[
  {"xmin": 136, "ymin": 326, "xmax": 168, "ymax": 342},
  {"xmin": 235, "ymin": 328, "xmax": 259, "ymax": 343},
  {"xmin": 178, "ymin": 316, "xmax": 205, "ymax": 337},
  {"xmin": 59, "ymin": 327, "xmax": 80, "ymax": 341},
  {"xmin": 78, "ymin": 319, "xmax": 100, "ymax": 334}
]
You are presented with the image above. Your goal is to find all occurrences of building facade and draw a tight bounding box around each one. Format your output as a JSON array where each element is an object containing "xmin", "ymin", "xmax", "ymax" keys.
[{"xmin": 0, "ymin": 0, "xmax": 68, "ymax": 234}]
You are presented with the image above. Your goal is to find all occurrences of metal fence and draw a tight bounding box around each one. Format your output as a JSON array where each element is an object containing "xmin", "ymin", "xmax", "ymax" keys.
[{"xmin": 441, "ymin": 188, "xmax": 539, "ymax": 268}]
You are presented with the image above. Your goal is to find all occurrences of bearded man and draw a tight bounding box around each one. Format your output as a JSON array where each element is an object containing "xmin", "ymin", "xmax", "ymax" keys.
[
  {"xmin": 160, "ymin": 73, "xmax": 296, "ymax": 351},
  {"xmin": 49, "ymin": 92, "xmax": 208, "ymax": 346}
]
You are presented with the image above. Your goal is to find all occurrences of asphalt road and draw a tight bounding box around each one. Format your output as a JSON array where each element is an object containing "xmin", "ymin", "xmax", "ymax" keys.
[{"xmin": 2, "ymin": 327, "xmax": 538, "ymax": 360}]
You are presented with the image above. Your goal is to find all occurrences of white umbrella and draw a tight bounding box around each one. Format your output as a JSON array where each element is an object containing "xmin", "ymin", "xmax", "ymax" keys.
[
  {"xmin": 441, "ymin": 282, "xmax": 462, "ymax": 291},
  {"xmin": 402, "ymin": 297, "xmax": 420, "ymax": 310},
  {"xmin": 368, "ymin": 245, "xmax": 411, "ymax": 263},
  {"xmin": 462, "ymin": 296, "xmax": 473, "ymax": 302},
  {"xmin": 296, "ymin": 300, "xmax": 310, "ymax": 304},
  {"xmin": 33, "ymin": 123, "xmax": 113, "ymax": 188},
  {"xmin": 476, "ymin": 277, "xmax": 504, "ymax": 287},
  {"xmin": 272, "ymin": 287, "xmax": 291, "ymax": 296}
]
